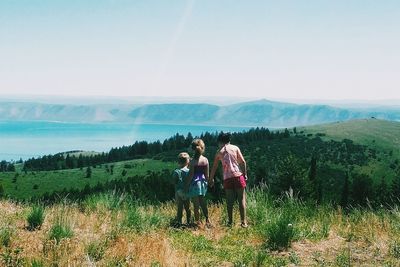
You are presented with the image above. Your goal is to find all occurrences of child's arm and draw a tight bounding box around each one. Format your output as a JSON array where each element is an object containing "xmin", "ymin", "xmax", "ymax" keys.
[
  {"xmin": 171, "ymin": 170, "xmax": 179, "ymax": 185},
  {"xmin": 185, "ymin": 162, "xmax": 194, "ymax": 192}
]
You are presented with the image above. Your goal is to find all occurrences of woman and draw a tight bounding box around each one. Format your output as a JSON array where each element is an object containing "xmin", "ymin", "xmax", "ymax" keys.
[
  {"xmin": 186, "ymin": 139, "xmax": 211, "ymax": 228},
  {"xmin": 209, "ymin": 132, "xmax": 248, "ymax": 227}
]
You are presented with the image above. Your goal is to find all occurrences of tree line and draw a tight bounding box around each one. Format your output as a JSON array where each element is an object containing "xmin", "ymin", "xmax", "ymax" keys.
[
  {"xmin": 0, "ymin": 160, "xmax": 15, "ymax": 172},
  {"xmin": 22, "ymin": 127, "xmax": 289, "ymax": 171},
  {"xmin": 4, "ymin": 125, "xmax": 400, "ymax": 209}
]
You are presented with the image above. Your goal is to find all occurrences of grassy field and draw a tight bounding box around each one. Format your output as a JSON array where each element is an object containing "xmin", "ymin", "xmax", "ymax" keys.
[
  {"xmin": 1, "ymin": 188, "xmax": 400, "ymax": 266},
  {"xmin": 301, "ymin": 119, "xmax": 400, "ymax": 158},
  {"xmin": 0, "ymin": 159, "xmax": 174, "ymax": 200}
]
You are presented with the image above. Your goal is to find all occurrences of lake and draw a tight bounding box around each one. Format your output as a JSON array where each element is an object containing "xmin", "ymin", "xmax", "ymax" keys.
[{"xmin": 0, "ymin": 121, "xmax": 251, "ymax": 161}]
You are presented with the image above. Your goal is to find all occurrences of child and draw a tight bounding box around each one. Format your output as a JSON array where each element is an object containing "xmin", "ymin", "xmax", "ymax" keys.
[
  {"xmin": 209, "ymin": 132, "xmax": 248, "ymax": 228},
  {"xmin": 186, "ymin": 139, "xmax": 212, "ymax": 228},
  {"xmin": 172, "ymin": 152, "xmax": 191, "ymax": 226}
]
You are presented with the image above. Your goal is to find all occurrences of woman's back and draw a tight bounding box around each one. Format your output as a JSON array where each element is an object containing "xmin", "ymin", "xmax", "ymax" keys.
[
  {"xmin": 189, "ymin": 155, "xmax": 209, "ymax": 196},
  {"xmin": 220, "ymin": 144, "xmax": 242, "ymax": 179}
]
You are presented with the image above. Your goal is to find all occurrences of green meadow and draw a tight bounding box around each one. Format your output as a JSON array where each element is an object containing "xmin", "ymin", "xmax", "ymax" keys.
[{"xmin": 0, "ymin": 159, "xmax": 174, "ymax": 200}]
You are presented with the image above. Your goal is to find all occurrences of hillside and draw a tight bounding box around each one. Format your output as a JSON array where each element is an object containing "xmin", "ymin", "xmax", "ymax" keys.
[
  {"xmin": 301, "ymin": 119, "xmax": 400, "ymax": 157},
  {"xmin": 1, "ymin": 120, "xmax": 400, "ymax": 265},
  {"xmin": 1, "ymin": 119, "xmax": 399, "ymax": 207},
  {"xmin": 1, "ymin": 159, "xmax": 174, "ymax": 200},
  {"xmin": 1, "ymin": 99, "xmax": 400, "ymax": 127}
]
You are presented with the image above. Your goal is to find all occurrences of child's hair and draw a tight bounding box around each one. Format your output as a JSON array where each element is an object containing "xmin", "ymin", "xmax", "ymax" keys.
[
  {"xmin": 191, "ymin": 139, "xmax": 205, "ymax": 159},
  {"xmin": 178, "ymin": 152, "xmax": 190, "ymax": 165},
  {"xmin": 217, "ymin": 132, "xmax": 231, "ymax": 144}
]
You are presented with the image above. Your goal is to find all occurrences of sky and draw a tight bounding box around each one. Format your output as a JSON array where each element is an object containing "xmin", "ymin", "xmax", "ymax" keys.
[{"xmin": 0, "ymin": 0, "xmax": 399, "ymax": 100}]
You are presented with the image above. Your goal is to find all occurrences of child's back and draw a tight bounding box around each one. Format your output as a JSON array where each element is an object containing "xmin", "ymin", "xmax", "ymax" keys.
[
  {"xmin": 173, "ymin": 166, "xmax": 189, "ymax": 192},
  {"xmin": 173, "ymin": 152, "xmax": 191, "ymax": 226}
]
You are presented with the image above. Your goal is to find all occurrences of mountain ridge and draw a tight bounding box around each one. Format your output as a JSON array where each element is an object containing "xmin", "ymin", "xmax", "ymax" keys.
[{"xmin": 1, "ymin": 99, "xmax": 400, "ymax": 127}]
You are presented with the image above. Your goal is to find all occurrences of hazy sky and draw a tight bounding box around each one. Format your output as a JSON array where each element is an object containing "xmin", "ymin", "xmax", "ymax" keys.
[{"xmin": 0, "ymin": 0, "xmax": 399, "ymax": 100}]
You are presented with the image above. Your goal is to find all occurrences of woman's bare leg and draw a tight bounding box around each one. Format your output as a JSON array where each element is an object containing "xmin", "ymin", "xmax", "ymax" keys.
[
  {"xmin": 225, "ymin": 189, "xmax": 235, "ymax": 225},
  {"xmin": 192, "ymin": 197, "xmax": 200, "ymax": 223},
  {"xmin": 235, "ymin": 188, "xmax": 247, "ymax": 226}
]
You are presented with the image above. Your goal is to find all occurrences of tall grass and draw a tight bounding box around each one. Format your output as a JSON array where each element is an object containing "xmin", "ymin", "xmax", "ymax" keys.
[
  {"xmin": 85, "ymin": 240, "xmax": 107, "ymax": 262},
  {"xmin": 30, "ymin": 259, "xmax": 45, "ymax": 267},
  {"xmin": 247, "ymin": 185, "xmax": 273, "ymax": 227},
  {"xmin": 123, "ymin": 201, "xmax": 169, "ymax": 233},
  {"xmin": 48, "ymin": 208, "xmax": 73, "ymax": 244},
  {"xmin": 81, "ymin": 191, "xmax": 127, "ymax": 213},
  {"xmin": 1, "ymin": 187, "xmax": 400, "ymax": 265}
]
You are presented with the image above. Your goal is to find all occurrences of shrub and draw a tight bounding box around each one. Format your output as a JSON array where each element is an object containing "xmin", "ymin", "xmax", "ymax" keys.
[
  {"xmin": 82, "ymin": 192, "xmax": 127, "ymax": 213},
  {"xmin": 124, "ymin": 206, "xmax": 143, "ymax": 232},
  {"xmin": 390, "ymin": 240, "xmax": 400, "ymax": 259},
  {"xmin": 335, "ymin": 248, "xmax": 351, "ymax": 267},
  {"xmin": 1, "ymin": 247, "xmax": 24, "ymax": 266},
  {"xmin": 123, "ymin": 203, "xmax": 168, "ymax": 233},
  {"xmin": 192, "ymin": 235, "xmax": 212, "ymax": 252},
  {"xmin": 0, "ymin": 227, "xmax": 11, "ymax": 247},
  {"xmin": 85, "ymin": 240, "xmax": 106, "ymax": 262},
  {"xmin": 27, "ymin": 205, "xmax": 45, "ymax": 230},
  {"xmin": 265, "ymin": 212, "xmax": 295, "ymax": 250},
  {"xmin": 31, "ymin": 259, "xmax": 45, "ymax": 267}
]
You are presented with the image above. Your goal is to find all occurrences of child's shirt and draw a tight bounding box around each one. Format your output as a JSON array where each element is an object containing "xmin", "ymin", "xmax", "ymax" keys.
[{"xmin": 172, "ymin": 166, "xmax": 189, "ymax": 192}]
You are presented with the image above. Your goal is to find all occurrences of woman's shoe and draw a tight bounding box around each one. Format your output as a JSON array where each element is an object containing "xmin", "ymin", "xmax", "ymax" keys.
[{"xmin": 240, "ymin": 222, "xmax": 248, "ymax": 228}]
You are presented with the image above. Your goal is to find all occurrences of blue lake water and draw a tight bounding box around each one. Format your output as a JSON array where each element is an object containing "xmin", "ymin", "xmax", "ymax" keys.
[{"xmin": 0, "ymin": 121, "xmax": 251, "ymax": 161}]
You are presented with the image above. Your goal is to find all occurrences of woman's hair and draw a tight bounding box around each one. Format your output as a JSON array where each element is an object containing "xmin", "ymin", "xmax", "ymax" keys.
[
  {"xmin": 178, "ymin": 152, "xmax": 190, "ymax": 165},
  {"xmin": 191, "ymin": 139, "xmax": 205, "ymax": 158},
  {"xmin": 217, "ymin": 132, "xmax": 231, "ymax": 144}
]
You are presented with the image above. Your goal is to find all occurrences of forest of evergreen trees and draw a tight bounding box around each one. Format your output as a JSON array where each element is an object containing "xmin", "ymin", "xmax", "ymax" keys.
[
  {"xmin": 3, "ymin": 126, "xmax": 400, "ymax": 208},
  {"xmin": 22, "ymin": 128, "xmax": 289, "ymax": 171},
  {"xmin": 0, "ymin": 160, "xmax": 15, "ymax": 172}
]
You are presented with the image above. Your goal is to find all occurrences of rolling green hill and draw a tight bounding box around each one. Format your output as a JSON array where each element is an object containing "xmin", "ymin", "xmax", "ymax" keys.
[
  {"xmin": 301, "ymin": 119, "xmax": 400, "ymax": 157},
  {"xmin": 0, "ymin": 159, "xmax": 174, "ymax": 200}
]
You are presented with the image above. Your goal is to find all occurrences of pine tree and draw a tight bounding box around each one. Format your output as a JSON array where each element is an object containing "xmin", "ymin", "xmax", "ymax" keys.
[
  {"xmin": 376, "ymin": 176, "xmax": 389, "ymax": 206},
  {"xmin": 0, "ymin": 183, "xmax": 4, "ymax": 198},
  {"xmin": 85, "ymin": 166, "xmax": 92, "ymax": 178},
  {"xmin": 308, "ymin": 155, "xmax": 322, "ymax": 203},
  {"xmin": 391, "ymin": 174, "xmax": 400, "ymax": 204},
  {"xmin": 351, "ymin": 174, "xmax": 373, "ymax": 206},
  {"xmin": 340, "ymin": 172, "xmax": 350, "ymax": 208}
]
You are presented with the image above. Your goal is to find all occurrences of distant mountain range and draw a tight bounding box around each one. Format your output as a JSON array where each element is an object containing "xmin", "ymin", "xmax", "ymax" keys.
[{"xmin": 1, "ymin": 99, "xmax": 400, "ymax": 127}]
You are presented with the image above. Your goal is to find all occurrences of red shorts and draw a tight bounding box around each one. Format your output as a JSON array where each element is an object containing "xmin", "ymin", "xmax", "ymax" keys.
[{"xmin": 223, "ymin": 175, "xmax": 246, "ymax": 190}]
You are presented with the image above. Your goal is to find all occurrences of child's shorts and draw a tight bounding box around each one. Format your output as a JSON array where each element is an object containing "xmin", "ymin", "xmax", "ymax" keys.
[{"xmin": 223, "ymin": 175, "xmax": 246, "ymax": 190}]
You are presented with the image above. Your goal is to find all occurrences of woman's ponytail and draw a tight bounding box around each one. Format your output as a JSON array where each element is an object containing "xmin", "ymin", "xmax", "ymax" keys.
[{"xmin": 191, "ymin": 139, "xmax": 205, "ymax": 159}]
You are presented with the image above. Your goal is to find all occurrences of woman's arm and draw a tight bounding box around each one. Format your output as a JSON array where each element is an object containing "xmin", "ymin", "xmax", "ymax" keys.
[
  {"xmin": 209, "ymin": 153, "xmax": 220, "ymax": 187},
  {"xmin": 185, "ymin": 161, "xmax": 194, "ymax": 191},
  {"xmin": 205, "ymin": 157, "xmax": 210, "ymax": 180},
  {"xmin": 237, "ymin": 148, "xmax": 247, "ymax": 177}
]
